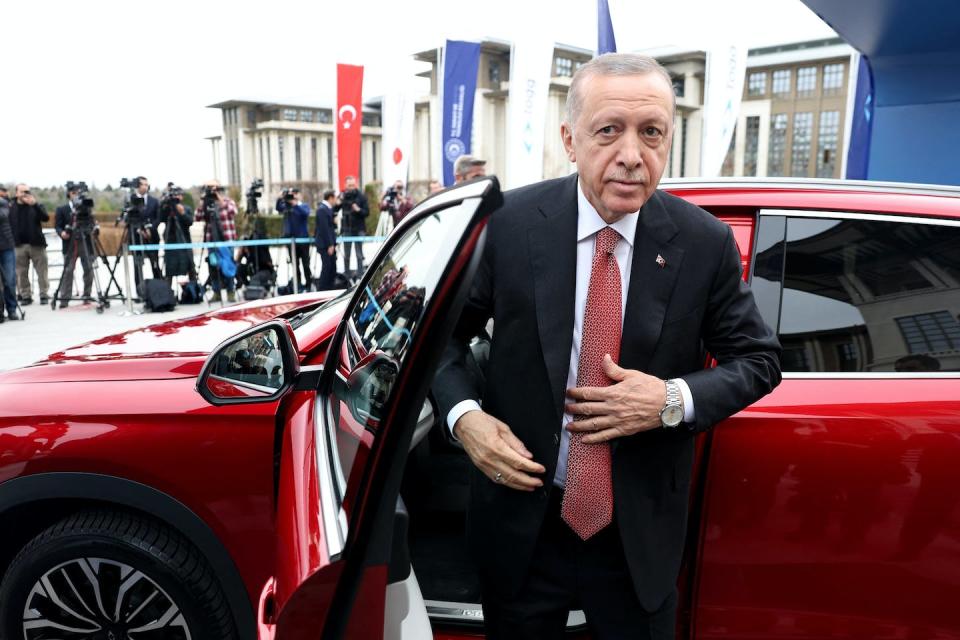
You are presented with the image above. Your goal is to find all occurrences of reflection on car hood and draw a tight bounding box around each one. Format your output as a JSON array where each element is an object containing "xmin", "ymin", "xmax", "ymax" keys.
[{"xmin": 1, "ymin": 293, "xmax": 336, "ymax": 383}]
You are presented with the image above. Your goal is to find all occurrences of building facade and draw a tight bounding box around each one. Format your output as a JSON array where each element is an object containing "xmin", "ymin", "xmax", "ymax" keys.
[{"xmin": 207, "ymin": 38, "xmax": 855, "ymax": 206}]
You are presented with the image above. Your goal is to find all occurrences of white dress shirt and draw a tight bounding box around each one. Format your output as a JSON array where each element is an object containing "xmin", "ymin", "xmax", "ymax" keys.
[{"xmin": 447, "ymin": 180, "xmax": 695, "ymax": 487}]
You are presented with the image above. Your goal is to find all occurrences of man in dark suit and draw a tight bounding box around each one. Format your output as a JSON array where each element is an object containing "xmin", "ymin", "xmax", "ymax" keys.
[
  {"xmin": 314, "ymin": 189, "xmax": 338, "ymax": 290},
  {"xmin": 433, "ymin": 53, "xmax": 781, "ymax": 639},
  {"xmin": 127, "ymin": 176, "xmax": 162, "ymax": 290}
]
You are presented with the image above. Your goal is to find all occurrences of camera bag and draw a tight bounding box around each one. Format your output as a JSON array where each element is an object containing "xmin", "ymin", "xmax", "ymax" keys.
[
  {"xmin": 143, "ymin": 278, "xmax": 177, "ymax": 312},
  {"xmin": 179, "ymin": 281, "xmax": 203, "ymax": 305}
]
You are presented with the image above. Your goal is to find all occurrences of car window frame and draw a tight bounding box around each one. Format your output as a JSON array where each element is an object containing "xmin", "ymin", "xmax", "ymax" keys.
[{"xmin": 757, "ymin": 207, "xmax": 960, "ymax": 380}]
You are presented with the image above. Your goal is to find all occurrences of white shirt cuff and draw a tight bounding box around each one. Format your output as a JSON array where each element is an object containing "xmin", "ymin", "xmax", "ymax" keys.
[
  {"xmin": 672, "ymin": 378, "xmax": 696, "ymax": 423},
  {"xmin": 446, "ymin": 399, "xmax": 482, "ymax": 440}
]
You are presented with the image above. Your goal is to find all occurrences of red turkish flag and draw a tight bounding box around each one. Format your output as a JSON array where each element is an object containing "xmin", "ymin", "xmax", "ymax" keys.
[{"xmin": 336, "ymin": 64, "xmax": 364, "ymax": 191}]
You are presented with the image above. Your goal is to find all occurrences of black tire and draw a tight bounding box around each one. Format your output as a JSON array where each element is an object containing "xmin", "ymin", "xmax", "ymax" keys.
[{"xmin": 0, "ymin": 510, "xmax": 237, "ymax": 640}]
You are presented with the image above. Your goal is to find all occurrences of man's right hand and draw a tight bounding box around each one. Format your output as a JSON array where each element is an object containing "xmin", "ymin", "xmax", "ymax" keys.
[
  {"xmin": 327, "ymin": 246, "xmax": 335, "ymax": 256},
  {"xmin": 454, "ymin": 410, "xmax": 545, "ymax": 491}
]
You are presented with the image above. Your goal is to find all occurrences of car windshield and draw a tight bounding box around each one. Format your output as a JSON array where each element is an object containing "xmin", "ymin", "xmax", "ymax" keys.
[{"xmin": 288, "ymin": 286, "xmax": 357, "ymax": 329}]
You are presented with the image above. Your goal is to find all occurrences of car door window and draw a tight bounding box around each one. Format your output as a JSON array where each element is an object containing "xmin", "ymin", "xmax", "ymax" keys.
[
  {"xmin": 754, "ymin": 212, "xmax": 960, "ymax": 373},
  {"xmin": 323, "ymin": 200, "xmax": 481, "ymax": 524}
]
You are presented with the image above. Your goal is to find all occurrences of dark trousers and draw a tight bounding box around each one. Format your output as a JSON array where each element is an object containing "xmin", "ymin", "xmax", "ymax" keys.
[
  {"xmin": 316, "ymin": 248, "xmax": 337, "ymax": 290},
  {"xmin": 481, "ymin": 490, "xmax": 677, "ymax": 640},
  {"xmin": 57, "ymin": 239, "xmax": 94, "ymax": 303},
  {"xmin": 342, "ymin": 230, "xmax": 365, "ymax": 272},
  {"xmin": 289, "ymin": 241, "xmax": 312, "ymax": 290}
]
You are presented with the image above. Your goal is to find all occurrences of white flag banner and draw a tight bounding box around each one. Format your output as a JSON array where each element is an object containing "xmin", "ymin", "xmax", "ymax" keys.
[
  {"xmin": 700, "ymin": 44, "xmax": 747, "ymax": 177},
  {"xmin": 380, "ymin": 89, "xmax": 415, "ymax": 188},
  {"xmin": 505, "ymin": 36, "xmax": 554, "ymax": 189}
]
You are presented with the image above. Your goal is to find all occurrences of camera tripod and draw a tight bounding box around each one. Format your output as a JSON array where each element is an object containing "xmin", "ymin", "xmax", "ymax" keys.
[{"xmin": 51, "ymin": 222, "xmax": 110, "ymax": 314}]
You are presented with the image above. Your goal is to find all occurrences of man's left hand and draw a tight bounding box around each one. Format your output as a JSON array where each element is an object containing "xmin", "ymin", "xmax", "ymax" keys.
[{"xmin": 565, "ymin": 355, "xmax": 666, "ymax": 443}]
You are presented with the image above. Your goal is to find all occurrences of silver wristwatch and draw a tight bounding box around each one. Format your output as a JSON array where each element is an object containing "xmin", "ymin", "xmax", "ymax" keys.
[{"xmin": 659, "ymin": 379, "xmax": 684, "ymax": 428}]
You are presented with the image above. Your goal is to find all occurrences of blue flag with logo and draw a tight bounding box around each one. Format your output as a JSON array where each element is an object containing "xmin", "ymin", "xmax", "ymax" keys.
[
  {"xmin": 441, "ymin": 40, "xmax": 481, "ymax": 186},
  {"xmin": 846, "ymin": 55, "xmax": 874, "ymax": 180},
  {"xmin": 598, "ymin": 0, "xmax": 617, "ymax": 55}
]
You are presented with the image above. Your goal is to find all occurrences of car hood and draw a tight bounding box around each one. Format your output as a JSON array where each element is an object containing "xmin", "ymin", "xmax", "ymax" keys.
[{"xmin": 1, "ymin": 293, "xmax": 337, "ymax": 384}]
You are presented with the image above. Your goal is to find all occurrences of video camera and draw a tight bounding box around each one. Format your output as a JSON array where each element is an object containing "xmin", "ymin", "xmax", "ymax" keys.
[
  {"xmin": 65, "ymin": 181, "xmax": 96, "ymax": 230},
  {"xmin": 117, "ymin": 177, "xmax": 150, "ymax": 229},
  {"xmin": 161, "ymin": 183, "xmax": 184, "ymax": 210},
  {"xmin": 280, "ymin": 187, "xmax": 299, "ymax": 204},
  {"xmin": 201, "ymin": 184, "xmax": 226, "ymax": 211},
  {"xmin": 246, "ymin": 178, "xmax": 263, "ymax": 201}
]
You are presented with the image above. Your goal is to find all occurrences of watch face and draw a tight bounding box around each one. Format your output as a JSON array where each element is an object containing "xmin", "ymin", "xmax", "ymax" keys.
[{"xmin": 662, "ymin": 405, "xmax": 683, "ymax": 427}]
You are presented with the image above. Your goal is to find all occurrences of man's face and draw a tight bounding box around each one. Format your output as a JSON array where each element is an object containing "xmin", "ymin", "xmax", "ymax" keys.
[
  {"xmin": 429, "ymin": 180, "xmax": 443, "ymax": 193},
  {"xmin": 136, "ymin": 180, "xmax": 149, "ymax": 196},
  {"xmin": 16, "ymin": 185, "xmax": 30, "ymax": 201},
  {"xmin": 561, "ymin": 72, "xmax": 673, "ymax": 222},
  {"xmin": 344, "ymin": 178, "xmax": 357, "ymax": 191},
  {"xmin": 67, "ymin": 190, "xmax": 79, "ymax": 201},
  {"xmin": 393, "ymin": 181, "xmax": 404, "ymax": 192}
]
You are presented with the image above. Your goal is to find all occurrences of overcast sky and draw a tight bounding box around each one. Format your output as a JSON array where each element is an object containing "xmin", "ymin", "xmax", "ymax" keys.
[{"xmin": 1, "ymin": 0, "xmax": 835, "ymax": 189}]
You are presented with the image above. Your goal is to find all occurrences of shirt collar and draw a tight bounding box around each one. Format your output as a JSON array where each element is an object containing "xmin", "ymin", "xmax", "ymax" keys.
[{"xmin": 576, "ymin": 178, "xmax": 638, "ymax": 246}]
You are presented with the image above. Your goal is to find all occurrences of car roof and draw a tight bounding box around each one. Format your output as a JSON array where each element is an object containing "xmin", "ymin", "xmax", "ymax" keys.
[{"xmin": 661, "ymin": 177, "xmax": 960, "ymax": 221}]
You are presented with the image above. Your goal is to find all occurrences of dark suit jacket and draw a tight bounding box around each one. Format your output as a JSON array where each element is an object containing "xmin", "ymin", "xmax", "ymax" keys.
[
  {"xmin": 54, "ymin": 204, "xmax": 73, "ymax": 239},
  {"xmin": 315, "ymin": 203, "xmax": 337, "ymax": 250},
  {"xmin": 433, "ymin": 173, "xmax": 781, "ymax": 611}
]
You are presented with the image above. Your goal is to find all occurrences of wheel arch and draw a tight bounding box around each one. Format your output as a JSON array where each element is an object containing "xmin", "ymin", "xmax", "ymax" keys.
[{"xmin": 0, "ymin": 472, "xmax": 255, "ymax": 640}]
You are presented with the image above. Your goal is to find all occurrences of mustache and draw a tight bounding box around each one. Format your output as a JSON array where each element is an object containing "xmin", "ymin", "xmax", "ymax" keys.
[{"xmin": 606, "ymin": 170, "xmax": 646, "ymax": 183}]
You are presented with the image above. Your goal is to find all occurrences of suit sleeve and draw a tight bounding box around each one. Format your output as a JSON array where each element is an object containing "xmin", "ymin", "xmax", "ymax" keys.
[
  {"xmin": 682, "ymin": 225, "xmax": 782, "ymax": 432},
  {"xmin": 55, "ymin": 207, "xmax": 68, "ymax": 236},
  {"xmin": 432, "ymin": 228, "xmax": 495, "ymax": 422}
]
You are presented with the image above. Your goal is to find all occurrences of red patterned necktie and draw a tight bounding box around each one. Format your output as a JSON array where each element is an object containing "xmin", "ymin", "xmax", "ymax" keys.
[{"xmin": 561, "ymin": 226, "xmax": 621, "ymax": 541}]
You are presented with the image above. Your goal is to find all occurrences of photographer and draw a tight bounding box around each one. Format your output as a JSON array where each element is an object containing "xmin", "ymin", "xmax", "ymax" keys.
[
  {"xmin": 333, "ymin": 175, "xmax": 368, "ymax": 273},
  {"xmin": 10, "ymin": 184, "xmax": 50, "ymax": 305},
  {"xmin": 278, "ymin": 188, "xmax": 312, "ymax": 291},
  {"xmin": 123, "ymin": 176, "xmax": 163, "ymax": 289},
  {"xmin": 378, "ymin": 180, "xmax": 413, "ymax": 236},
  {"xmin": 0, "ymin": 185, "xmax": 19, "ymax": 321},
  {"xmin": 195, "ymin": 180, "xmax": 238, "ymax": 302},
  {"xmin": 54, "ymin": 183, "xmax": 96, "ymax": 307},
  {"xmin": 159, "ymin": 185, "xmax": 196, "ymax": 285}
]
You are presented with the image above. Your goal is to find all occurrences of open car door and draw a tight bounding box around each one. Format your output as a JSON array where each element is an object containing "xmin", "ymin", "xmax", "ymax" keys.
[{"xmin": 269, "ymin": 177, "xmax": 503, "ymax": 640}]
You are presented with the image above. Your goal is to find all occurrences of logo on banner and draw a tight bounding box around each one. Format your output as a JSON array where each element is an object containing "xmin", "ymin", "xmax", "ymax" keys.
[
  {"xmin": 444, "ymin": 138, "xmax": 466, "ymax": 162},
  {"xmin": 339, "ymin": 105, "xmax": 357, "ymax": 129},
  {"xmin": 393, "ymin": 148, "xmax": 403, "ymax": 165}
]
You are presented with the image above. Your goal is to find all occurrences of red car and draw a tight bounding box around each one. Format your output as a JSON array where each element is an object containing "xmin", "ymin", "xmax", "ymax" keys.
[{"xmin": 1, "ymin": 177, "xmax": 958, "ymax": 640}]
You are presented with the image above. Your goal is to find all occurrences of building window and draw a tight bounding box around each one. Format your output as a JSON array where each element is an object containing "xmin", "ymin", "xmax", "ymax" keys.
[
  {"xmin": 823, "ymin": 63, "xmax": 844, "ymax": 95},
  {"xmin": 300, "ymin": 110, "xmax": 314, "ymax": 123},
  {"xmin": 327, "ymin": 138, "xmax": 334, "ymax": 186},
  {"xmin": 796, "ymin": 66, "xmax": 817, "ymax": 97},
  {"xmin": 283, "ymin": 109, "xmax": 298, "ymax": 121},
  {"xmin": 817, "ymin": 110, "xmax": 840, "ymax": 178},
  {"xmin": 555, "ymin": 57, "xmax": 573, "ymax": 77},
  {"xmin": 897, "ymin": 312, "xmax": 960, "ymax": 354},
  {"xmin": 318, "ymin": 109, "xmax": 333, "ymax": 124},
  {"xmin": 247, "ymin": 109, "xmax": 256, "ymax": 128},
  {"xmin": 278, "ymin": 137, "xmax": 285, "ymax": 181},
  {"xmin": 768, "ymin": 113, "xmax": 788, "ymax": 176},
  {"xmin": 311, "ymin": 137, "xmax": 318, "ymax": 181},
  {"xmin": 772, "ymin": 69, "xmax": 791, "ymax": 96},
  {"xmin": 489, "ymin": 60, "xmax": 501, "ymax": 85},
  {"xmin": 790, "ymin": 112, "xmax": 813, "ymax": 176},
  {"xmin": 672, "ymin": 75, "xmax": 685, "ymax": 98},
  {"xmin": 372, "ymin": 140, "xmax": 379, "ymax": 182},
  {"xmin": 679, "ymin": 116, "xmax": 688, "ymax": 178},
  {"xmin": 295, "ymin": 137, "xmax": 302, "ymax": 181},
  {"xmin": 753, "ymin": 215, "xmax": 960, "ymax": 372},
  {"xmin": 259, "ymin": 137, "xmax": 265, "ymax": 179},
  {"xmin": 747, "ymin": 71, "xmax": 766, "ymax": 97},
  {"xmin": 362, "ymin": 113, "xmax": 381, "ymax": 127},
  {"xmin": 743, "ymin": 116, "xmax": 760, "ymax": 177}
]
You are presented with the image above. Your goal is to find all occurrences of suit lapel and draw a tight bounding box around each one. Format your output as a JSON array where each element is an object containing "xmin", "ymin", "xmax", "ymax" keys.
[
  {"xmin": 620, "ymin": 190, "xmax": 684, "ymax": 373},
  {"xmin": 529, "ymin": 174, "xmax": 579, "ymax": 421}
]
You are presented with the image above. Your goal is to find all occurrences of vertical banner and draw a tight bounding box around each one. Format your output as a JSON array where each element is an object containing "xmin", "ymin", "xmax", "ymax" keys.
[
  {"xmin": 505, "ymin": 36, "xmax": 554, "ymax": 189},
  {"xmin": 845, "ymin": 54, "xmax": 874, "ymax": 180},
  {"xmin": 598, "ymin": 0, "xmax": 617, "ymax": 55},
  {"xmin": 381, "ymin": 89, "xmax": 415, "ymax": 188},
  {"xmin": 441, "ymin": 40, "xmax": 481, "ymax": 186},
  {"xmin": 700, "ymin": 44, "xmax": 746, "ymax": 177},
  {"xmin": 336, "ymin": 63, "xmax": 364, "ymax": 190}
]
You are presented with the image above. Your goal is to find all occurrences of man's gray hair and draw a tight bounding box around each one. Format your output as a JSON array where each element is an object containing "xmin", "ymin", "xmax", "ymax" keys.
[{"xmin": 564, "ymin": 53, "xmax": 676, "ymax": 128}]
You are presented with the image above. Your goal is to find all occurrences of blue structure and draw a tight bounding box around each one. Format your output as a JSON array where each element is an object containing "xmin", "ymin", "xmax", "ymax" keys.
[{"xmin": 802, "ymin": 0, "xmax": 960, "ymax": 185}]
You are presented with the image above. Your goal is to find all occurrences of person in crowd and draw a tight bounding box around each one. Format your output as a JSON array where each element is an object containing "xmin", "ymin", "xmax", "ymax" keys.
[
  {"xmin": 161, "ymin": 187, "xmax": 197, "ymax": 285},
  {"xmin": 128, "ymin": 176, "xmax": 163, "ymax": 288},
  {"xmin": 379, "ymin": 180, "xmax": 414, "ymax": 233},
  {"xmin": 54, "ymin": 184, "xmax": 96, "ymax": 307},
  {"xmin": 429, "ymin": 179, "xmax": 444, "ymax": 195},
  {"xmin": 0, "ymin": 185, "xmax": 19, "ymax": 321},
  {"xmin": 334, "ymin": 176, "xmax": 369, "ymax": 273},
  {"xmin": 278, "ymin": 188, "xmax": 312, "ymax": 291},
  {"xmin": 314, "ymin": 189, "xmax": 338, "ymax": 290},
  {"xmin": 195, "ymin": 180, "xmax": 238, "ymax": 302},
  {"xmin": 433, "ymin": 53, "xmax": 781, "ymax": 639},
  {"xmin": 10, "ymin": 184, "xmax": 50, "ymax": 305},
  {"xmin": 454, "ymin": 154, "xmax": 487, "ymax": 183}
]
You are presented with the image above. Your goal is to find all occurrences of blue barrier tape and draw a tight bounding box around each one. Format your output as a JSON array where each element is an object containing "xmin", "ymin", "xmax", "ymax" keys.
[{"xmin": 127, "ymin": 235, "xmax": 387, "ymax": 251}]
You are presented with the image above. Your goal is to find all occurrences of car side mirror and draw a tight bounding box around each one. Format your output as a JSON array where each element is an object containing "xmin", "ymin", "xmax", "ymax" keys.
[{"xmin": 197, "ymin": 320, "xmax": 300, "ymax": 405}]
